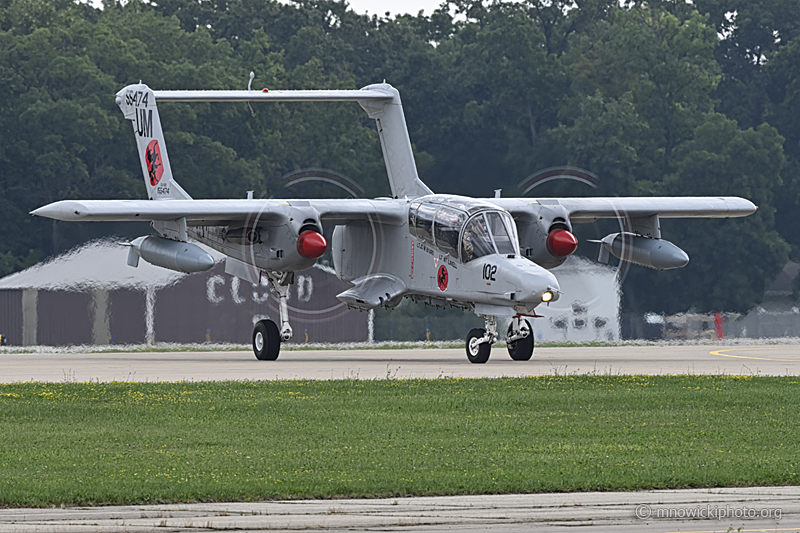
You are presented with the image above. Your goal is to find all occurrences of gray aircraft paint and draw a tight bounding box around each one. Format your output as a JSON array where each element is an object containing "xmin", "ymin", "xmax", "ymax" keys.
[{"xmin": 31, "ymin": 82, "xmax": 758, "ymax": 361}]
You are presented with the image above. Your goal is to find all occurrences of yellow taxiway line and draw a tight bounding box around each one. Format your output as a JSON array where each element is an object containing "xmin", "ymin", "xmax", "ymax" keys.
[{"xmin": 710, "ymin": 347, "xmax": 798, "ymax": 362}]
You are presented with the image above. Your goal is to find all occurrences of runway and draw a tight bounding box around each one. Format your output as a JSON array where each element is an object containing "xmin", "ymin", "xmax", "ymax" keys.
[
  {"xmin": 0, "ymin": 486, "xmax": 797, "ymax": 532},
  {"xmin": 1, "ymin": 343, "xmax": 798, "ymax": 382}
]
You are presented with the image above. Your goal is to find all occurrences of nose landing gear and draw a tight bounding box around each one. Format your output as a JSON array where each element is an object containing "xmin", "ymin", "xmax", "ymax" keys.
[
  {"xmin": 465, "ymin": 315, "xmax": 535, "ymax": 363},
  {"xmin": 506, "ymin": 317, "xmax": 534, "ymax": 361}
]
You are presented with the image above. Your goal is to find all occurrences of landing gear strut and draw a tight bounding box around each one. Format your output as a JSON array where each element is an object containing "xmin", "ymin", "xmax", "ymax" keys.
[
  {"xmin": 465, "ymin": 315, "xmax": 498, "ymax": 364},
  {"xmin": 252, "ymin": 271, "xmax": 294, "ymax": 361}
]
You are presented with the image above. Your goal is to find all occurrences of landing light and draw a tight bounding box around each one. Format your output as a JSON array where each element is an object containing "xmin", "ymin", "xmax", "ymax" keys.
[{"xmin": 541, "ymin": 291, "xmax": 554, "ymax": 303}]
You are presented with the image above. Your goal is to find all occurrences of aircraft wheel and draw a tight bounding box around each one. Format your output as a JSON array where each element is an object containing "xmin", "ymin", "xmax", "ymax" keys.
[
  {"xmin": 466, "ymin": 328, "xmax": 491, "ymax": 364},
  {"xmin": 253, "ymin": 319, "xmax": 281, "ymax": 361},
  {"xmin": 507, "ymin": 320, "xmax": 534, "ymax": 361}
]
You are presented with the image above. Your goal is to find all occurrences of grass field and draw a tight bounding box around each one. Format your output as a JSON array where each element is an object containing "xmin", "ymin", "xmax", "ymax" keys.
[{"xmin": 1, "ymin": 375, "xmax": 798, "ymax": 507}]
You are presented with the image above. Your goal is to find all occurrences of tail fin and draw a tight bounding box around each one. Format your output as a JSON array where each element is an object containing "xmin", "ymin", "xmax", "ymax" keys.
[{"xmin": 115, "ymin": 83, "xmax": 191, "ymax": 200}]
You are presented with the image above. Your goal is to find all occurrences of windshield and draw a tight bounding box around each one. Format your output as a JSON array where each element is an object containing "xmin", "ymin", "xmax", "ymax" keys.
[
  {"xmin": 461, "ymin": 214, "xmax": 494, "ymax": 261},
  {"xmin": 409, "ymin": 197, "xmax": 518, "ymax": 262},
  {"xmin": 461, "ymin": 212, "xmax": 518, "ymax": 262},
  {"xmin": 487, "ymin": 211, "xmax": 517, "ymax": 255}
]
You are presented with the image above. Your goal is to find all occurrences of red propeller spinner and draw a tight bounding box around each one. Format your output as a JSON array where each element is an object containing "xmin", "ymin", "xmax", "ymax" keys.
[
  {"xmin": 297, "ymin": 231, "xmax": 328, "ymax": 259},
  {"xmin": 546, "ymin": 229, "xmax": 578, "ymax": 257}
]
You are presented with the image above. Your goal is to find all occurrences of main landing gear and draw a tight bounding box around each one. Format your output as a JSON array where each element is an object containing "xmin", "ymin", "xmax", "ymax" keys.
[
  {"xmin": 465, "ymin": 315, "xmax": 534, "ymax": 364},
  {"xmin": 253, "ymin": 271, "xmax": 293, "ymax": 361}
]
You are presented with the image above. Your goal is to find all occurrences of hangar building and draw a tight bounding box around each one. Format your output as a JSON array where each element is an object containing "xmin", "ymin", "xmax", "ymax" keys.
[{"xmin": 0, "ymin": 239, "xmax": 367, "ymax": 346}]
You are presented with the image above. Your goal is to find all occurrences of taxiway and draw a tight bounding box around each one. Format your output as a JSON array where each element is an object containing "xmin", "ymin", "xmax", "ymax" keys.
[
  {"xmin": 0, "ymin": 486, "xmax": 797, "ymax": 532},
  {"xmin": 1, "ymin": 343, "xmax": 798, "ymax": 383}
]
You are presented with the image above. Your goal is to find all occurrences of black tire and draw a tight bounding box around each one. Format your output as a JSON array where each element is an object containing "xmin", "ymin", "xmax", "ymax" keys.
[
  {"xmin": 253, "ymin": 319, "xmax": 281, "ymax": 361},
  {"xmin": 466, "ymin": 328, "xmax": 491, "ymax": 364},
  {"xmin": 507, "ymin": 319, "xmax": 534, "ymax": 361}
]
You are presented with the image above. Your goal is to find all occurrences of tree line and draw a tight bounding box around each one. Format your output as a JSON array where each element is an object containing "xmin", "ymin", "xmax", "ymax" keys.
[{"xmin": 1, "ymin": 0, "xmax": 798, "ymax": 314}]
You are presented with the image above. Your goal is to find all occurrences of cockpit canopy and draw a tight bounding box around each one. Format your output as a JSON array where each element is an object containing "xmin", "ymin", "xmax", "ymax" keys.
[{"xmin": 407, "ymin": 195, "xmax": 519, "ymax": 262}]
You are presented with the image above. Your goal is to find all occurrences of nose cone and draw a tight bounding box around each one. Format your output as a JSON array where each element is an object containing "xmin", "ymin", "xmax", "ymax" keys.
[
  {"xmin": 653, "ymin": 244, "xmax": 689, "ymax": 270},
  {"xmin": 517, "ymin": 266, "xmax": 561, "ymax": 305},
  {"xmin": 539, "ymin": 269, "xmax": 561, "ymax": 303},
  {"xmin": 196, "ymin": 252, "xmax": 215, "ymax": 272}
]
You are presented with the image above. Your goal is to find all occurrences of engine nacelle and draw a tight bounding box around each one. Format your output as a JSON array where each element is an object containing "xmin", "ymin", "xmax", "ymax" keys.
[
  {"xmin": 128, "ymin": 236, "xmax": 214, "ymax": 273},
  {"xmin": 222, "ymin": 208, "xmax": 327, "ymax": 272},
  {"xmin": 517, "ymin": 205, "xmax": 578, "ymax": 269},
  {"xmin": 224, "ymin": 226, "xmax": 262, "ymax": 245},
  {"xmin": 596, "ymin": 232, "xmax": 689, "ymax": 270}
]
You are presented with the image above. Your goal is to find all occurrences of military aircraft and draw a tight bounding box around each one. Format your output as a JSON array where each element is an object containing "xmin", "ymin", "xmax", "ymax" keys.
[{"xmin": 32, "ymin": 81, "xmax": 756, "ymax": 363}]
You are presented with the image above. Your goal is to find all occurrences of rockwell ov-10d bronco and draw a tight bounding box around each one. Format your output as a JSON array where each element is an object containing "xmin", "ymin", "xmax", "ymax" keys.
[{"xmin": 32, "ymin": 81, "xmax": 756, "ymax": 363}]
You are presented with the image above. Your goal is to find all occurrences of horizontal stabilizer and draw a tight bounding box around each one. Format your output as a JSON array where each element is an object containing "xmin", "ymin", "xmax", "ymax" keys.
[
  {"xmin": 337, "ymin": 274, "xmax": 407, "ymax": 310},
  {"xmin": 153, "ymin": 89, "xmax": 392, "ymax": 103}
]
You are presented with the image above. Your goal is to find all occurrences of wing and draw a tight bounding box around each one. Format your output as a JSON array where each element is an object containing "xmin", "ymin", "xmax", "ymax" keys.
[
  {"xmin": 490, "ymin": 196, "xmax": 757, "ymax": 223},
  {"xmin": 30, "ymin": 198, "xmax": 407, "ymax": 226}
]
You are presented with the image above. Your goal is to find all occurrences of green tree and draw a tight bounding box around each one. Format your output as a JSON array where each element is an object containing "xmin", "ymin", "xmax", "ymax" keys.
[
  {"xmin": 626, "ymin": 114, "xmax": 789, "ymax": 312},
  {"xmin": 565, "ymin": 6, "xmax": 719, "ymax": 177},
  {"xmin": 0, "ymin": 0, "xmax": 794, "ymax": 316},
  {"xmin": 764, "ymin": 35, "xmax": 800, "ymax": 263}
]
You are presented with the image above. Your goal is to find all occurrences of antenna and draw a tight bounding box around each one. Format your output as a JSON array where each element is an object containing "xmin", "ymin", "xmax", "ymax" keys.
[{"xmin": 246, "ymin": 71, "xmax": 256, "ymax": 117}]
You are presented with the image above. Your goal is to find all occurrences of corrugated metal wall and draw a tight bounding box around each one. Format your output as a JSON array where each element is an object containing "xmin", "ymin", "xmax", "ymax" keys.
[
  {"xmin": 0, "ymin": 290, "xmax": 22, "ymax": 345},
  {"xmin": 37, "ymin": 291, "xmax": 93, "ymax": 346},
  {"xmin": 109, "ymin": 289, "xmax": 147, "ymax": 344}
]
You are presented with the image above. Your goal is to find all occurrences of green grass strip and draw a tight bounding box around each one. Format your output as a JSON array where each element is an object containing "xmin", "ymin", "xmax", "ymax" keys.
[{"xmin": 1, "ymin": 375, "xmax": 798, "ymax": 507}]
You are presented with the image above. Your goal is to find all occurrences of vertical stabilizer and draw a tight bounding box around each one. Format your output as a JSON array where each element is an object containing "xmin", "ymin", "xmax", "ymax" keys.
[
  {"xmin": 115, "ymin": 84, "xmax": 191, "ymax": 200},
  {"xmin": 358, "ymin": 83, "xmax": 432, "ymax": 199}
]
